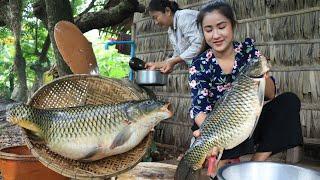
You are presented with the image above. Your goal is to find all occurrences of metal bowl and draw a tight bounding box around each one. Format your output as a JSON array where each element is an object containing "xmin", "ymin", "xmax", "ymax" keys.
[
  {"xmin": 135, "ymin": 70, "xmax": 167, "ymax": 86},
  {"xmin": 217, "ymin": 162, "xmax": 320, "ymax": 180}
]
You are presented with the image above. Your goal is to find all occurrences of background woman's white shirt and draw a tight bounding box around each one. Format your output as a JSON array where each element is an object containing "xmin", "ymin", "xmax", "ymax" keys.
[{"xmin": 168, "ymin": 9, "xmax": 202, "ymax": 66}]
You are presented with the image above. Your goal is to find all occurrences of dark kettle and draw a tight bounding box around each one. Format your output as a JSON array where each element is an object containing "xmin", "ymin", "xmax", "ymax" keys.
[{"xmin": 129, "ymin": 57, "xmax": 146, "ymax": 71}]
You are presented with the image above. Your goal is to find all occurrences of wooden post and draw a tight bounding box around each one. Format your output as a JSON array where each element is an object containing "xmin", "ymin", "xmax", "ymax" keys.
[
  {"xmin": 286, "ymin": 146, "xmax": 303, "ymax": 163},
  {"xmin": 116, "ymin": 162, "xmax": 177, "ymax": 179}
]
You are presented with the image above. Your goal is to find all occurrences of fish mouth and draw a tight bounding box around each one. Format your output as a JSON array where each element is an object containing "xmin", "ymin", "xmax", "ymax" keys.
[
  {"xmin": 262, "ymin": 56, "xmax": 271, "ymax": 74},
  {"xmin": 160, "ymin": 103, "xmax": 174, "ymax": 118}
]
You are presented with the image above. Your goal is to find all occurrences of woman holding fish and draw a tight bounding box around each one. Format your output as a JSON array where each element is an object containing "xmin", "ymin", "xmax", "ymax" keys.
[
  {"xmin": 175, "ymin": 1, "xmax": 303, "ymax": 179},
  {"xmin": 145, "ymin": 0, "xmax": 202, "ymax": 74}
]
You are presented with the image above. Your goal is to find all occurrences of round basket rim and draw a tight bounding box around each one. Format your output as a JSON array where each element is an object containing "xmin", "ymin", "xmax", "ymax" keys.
[
  {"xmin": 23, "ymin": 74, "xmax": 153, "ymax": 179},
  {"xmin": 0, "ymin": 145, "xmax": 36, "ymax": 161}
]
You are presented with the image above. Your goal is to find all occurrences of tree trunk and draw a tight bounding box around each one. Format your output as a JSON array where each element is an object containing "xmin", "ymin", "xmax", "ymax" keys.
[
  {"xmin": 8, "ymin": 0, "xmax": 28, "ymax": 102},
  {"xmin": 12, "ymin": 41, "xmax": 28, "ymax": 102},
  {"xmin": 44, "ymin": 0, "xmax": 73, "ymax": 76},
  {"xmin": 0, "ymin": 0, "xmax": 10, "ymax": 25},
  {"xmin": 30, "ymin": 34, "xmax": 51, "ymax": 93}
]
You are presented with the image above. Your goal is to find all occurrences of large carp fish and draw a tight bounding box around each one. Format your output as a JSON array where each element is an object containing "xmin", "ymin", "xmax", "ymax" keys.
[
  {"xmin": 6, "ymin": 99, "xmax": 173, "ymax": 161},
  {"xmin": 175, "ymin": 56, "xmax": 270, "ymax": 180}
]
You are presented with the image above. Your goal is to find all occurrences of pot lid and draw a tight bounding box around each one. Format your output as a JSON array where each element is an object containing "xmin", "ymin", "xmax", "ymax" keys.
[{"xmin": 54, "ymin": 21, "xmax": 98, "ymax": 74}]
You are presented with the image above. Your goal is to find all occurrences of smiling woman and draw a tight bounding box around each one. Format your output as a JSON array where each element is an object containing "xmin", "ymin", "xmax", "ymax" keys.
[{"xmin": 187, "ymin": 1, "xmax": 303, "ymax": 178}]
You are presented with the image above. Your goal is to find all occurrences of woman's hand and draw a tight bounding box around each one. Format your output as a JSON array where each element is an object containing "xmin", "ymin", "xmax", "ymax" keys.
[
  {"xmin": 159, "ymin": 59, "xmax": 176, "ymax": 74},
  {"xmin": 145, "ymin": 61, "xmax": 165, "ymax": 70},
  {"xmin": 145, "ymin": 57, "xmax": 184, "ymax": 74},
  {"xmin": 264, "ymin": 72, "xmax": 276, "ymax": 100}
]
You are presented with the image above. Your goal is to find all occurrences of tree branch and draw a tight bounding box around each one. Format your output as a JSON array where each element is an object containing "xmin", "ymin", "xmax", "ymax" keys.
[
  {"xmin": 44, "ymin": 0, "xmax": 73, "ymax": 76},
  {"xmin": 32, "ymin": 0, "xmax": 145, "ymax": 33},
  {"xmin": 32, "ymin": 0, "xmax": 46, "ymax": 23},
  {"xmin": 0, "ymin": 0, "xmax": 10, "ymax": 27},
  {"xmin": 0, "ymin": 21, "xmax": 6, "ymax": 26},
  {"xmin": 75, "ymin": 0, "xmax": 145, "ymax": 33},
  {"xmin": 78, "ymin": 0, "xmax": 96, "ymax": 18}
]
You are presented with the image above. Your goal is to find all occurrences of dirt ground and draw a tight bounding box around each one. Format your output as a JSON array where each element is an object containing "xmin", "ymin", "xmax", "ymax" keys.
[
  {"xmin": 0, "ymin": 119, "xmax": 25, "ymax": 180},
  {"xmin": 0, "ymin": 123, "xmax": 24, "ymax": 150}
]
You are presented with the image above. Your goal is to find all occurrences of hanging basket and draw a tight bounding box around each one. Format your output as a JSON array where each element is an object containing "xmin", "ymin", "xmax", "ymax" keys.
[{"xmin": 24, "ymin": 74, "xmax": 153, "ymax": 179}]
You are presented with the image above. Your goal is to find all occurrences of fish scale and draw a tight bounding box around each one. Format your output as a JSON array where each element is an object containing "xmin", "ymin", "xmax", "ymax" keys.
[
  {"xmin": 175, "ymin": 57, "xmax": 270, "ymax": 180},
  {"xmin": 42, "ymin": 104, "xmax": 127, "ymax": 140},
  {"xmin": 189, "ymin": 75, "xmax": 260, "ymax": 169},
  {"xmin": 7, "ymin": 99, "xmax": 173, "ymax": 161}
]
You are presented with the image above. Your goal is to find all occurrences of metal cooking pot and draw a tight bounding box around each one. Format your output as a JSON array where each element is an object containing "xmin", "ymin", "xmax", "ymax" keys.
[
  {"xmin": 135, "ymin": 70, "xmax": 167, "ymax": 86},
  {"xmin": 217, "ymin": 161, "xmax": 320, "ymax": 180}
]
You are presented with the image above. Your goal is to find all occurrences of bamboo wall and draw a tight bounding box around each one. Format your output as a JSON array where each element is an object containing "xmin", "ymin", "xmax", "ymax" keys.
[{"xmin": 133, "ymin": 0, "xmax": 320, "ymax": 152}]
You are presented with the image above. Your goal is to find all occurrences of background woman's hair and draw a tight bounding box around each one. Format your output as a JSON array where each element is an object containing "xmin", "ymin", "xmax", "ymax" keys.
[
  {"xmin": 197, "ymin": 0, "xmax": 237, "ymax": 54},
  {"xmin": 148, "ymin": 0, "xmax": 181, "ymax": 13}
]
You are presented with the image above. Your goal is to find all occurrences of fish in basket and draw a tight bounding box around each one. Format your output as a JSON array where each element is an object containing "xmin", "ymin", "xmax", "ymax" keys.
[{"xmin": 6, "ymin": 99, "xmax": 173, "ymax": 161}]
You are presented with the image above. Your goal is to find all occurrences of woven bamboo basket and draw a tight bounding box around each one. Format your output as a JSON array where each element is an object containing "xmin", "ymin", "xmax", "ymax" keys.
[{"xmin": 23, "ymin": 74, "xmax": 153, "ymax": 179}]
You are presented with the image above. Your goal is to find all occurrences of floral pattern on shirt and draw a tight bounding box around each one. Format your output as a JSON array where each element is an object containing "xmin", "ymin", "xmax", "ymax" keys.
[{"xmin": 189, "ymin": 38, "xmax": 261, "ymax": 119}]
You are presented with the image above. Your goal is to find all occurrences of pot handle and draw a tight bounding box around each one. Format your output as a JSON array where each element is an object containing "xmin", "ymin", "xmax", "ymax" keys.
[{"xmin": 129, "ymin": 57, "xmax": 146, "ymax": 71}]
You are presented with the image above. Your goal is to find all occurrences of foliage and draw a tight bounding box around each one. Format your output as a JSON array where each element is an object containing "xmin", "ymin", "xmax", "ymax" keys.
[
  {"xmin": 0, "ymin": 0, "xmax": 132, "ymax": 99},
  {"xmin": 0, "ymin": 28, "xmax": 14, "ymax": 98},
  {"xmin": 91, "ymin": 33, "xmax": 131, "ymax": 79},
  {"xmin": 72, "ymin": 0, "xmax": 106, "ymax": 15}
]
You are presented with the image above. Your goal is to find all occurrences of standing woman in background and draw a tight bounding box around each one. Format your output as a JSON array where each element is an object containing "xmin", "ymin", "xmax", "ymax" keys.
[{"xmin": 146, "ymin": 0, "xmax": 203, "ymax": 74}]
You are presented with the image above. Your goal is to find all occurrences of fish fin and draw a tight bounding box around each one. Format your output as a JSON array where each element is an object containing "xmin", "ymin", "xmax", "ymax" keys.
[
  {"xmin": 249, "ymin": 78, "xmax": 266, "ymax": 138},
  {"xmin": 16, "ymin": 119, "xmax": 43, "ymax": 136},
  {"xmin": 207, "ymin": 156, "xmax": 217, "ymax": 176},
  {"xmin": 110, "ymin": 128, "xmax": 132, "ymax": 149},
  {"xmin": 78, "ymin": 148, "xmax": 100, "ymax": 161},
  {"xmin": 174, "ymin": 156, "xmax": 201, "ymax": 180},
  {"xmin": 0, "ymin": 100, "xmax": 16, "ymax": 133},
  {"xmin": 24, "ymin": 129, "xmax": 44, "ymax": 141},
  {"xmin": 257, "ymin": 78, "xmax": 266, "ymax": 106},
  {"xmin": 208, "ymin": 148, "xmax": 224, "ymax": 177},
  {"xmin": 217, "ymin": 148, "xmax": 224, "ymax": 162}
]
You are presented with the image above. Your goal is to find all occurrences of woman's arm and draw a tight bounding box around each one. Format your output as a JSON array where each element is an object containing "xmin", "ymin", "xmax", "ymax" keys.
[
  {"xmin": 195, "ymin": 112, "xmax": 207, "ymax": 127},
  {"xmin": 189, "ymin": 53, "xmax": 213, "ymax": 125},
  {"xmin": 264, "ymin": 72, "xmax": 276, "ymax": 100},
  {"xmin": 177, "ymin": 13, "xmax": 202, "ymax": 62}
]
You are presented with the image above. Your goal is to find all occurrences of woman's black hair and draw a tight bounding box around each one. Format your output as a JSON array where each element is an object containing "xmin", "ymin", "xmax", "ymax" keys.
[
  {"xmin": 197, "ymin": 0, "xmax": 237, "ymax": 54},
  {"xmin": 148, "ymin": 0, "xmax": 181, "ymax": 13}
]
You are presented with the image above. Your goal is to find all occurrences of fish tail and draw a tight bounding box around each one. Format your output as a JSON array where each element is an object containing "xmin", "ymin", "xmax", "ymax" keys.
[
  {"xmin": 0, "ymin": 99, "xmax": 17, "ymax": 131},
  {"xmin": 0, "ymin": 109, "xmax": 6, "ymax": 133},
  {"xmin": 0, "ymin": 99, "xmax": 16, "ymax": 120},
  {"xmin": 6, "ymin": 103, "xmax": 43, "ymax": 136},
  {"xmin": 0, "ymin": 104, "xmax": 7, "ymax": 125},
  {"xmin": 174, "ymin": 156, "xmax": 201, "ymax": 180}
]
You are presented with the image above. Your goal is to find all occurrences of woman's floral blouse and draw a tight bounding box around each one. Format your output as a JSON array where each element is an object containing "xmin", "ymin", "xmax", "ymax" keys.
[{"xmin": 189, "ymin": 38, "xmax": 266, "ymax": 120}]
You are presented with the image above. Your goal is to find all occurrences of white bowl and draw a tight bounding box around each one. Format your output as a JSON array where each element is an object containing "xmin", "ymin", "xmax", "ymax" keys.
[{"xmin": 217, "ymin": 161, "xmax": 320, "ymax": 180}]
